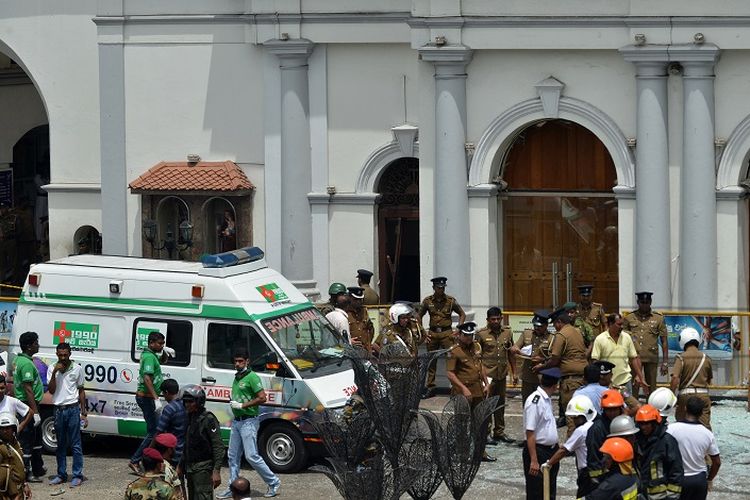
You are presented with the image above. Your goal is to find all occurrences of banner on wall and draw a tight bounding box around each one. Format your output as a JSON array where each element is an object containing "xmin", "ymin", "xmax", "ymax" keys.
[
  {"xmin": 665, "ymin": 315, "xmax": 734, "ymax": 360},
  {"xmin": 0, "ymin": 300, "xmax": 17, "ymax": 347}
]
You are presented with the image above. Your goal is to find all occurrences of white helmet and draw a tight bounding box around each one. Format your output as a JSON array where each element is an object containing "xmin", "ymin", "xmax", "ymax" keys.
[
  {"xmin": 648, "ymin": 387, "xmax": 678, "ymax": 417},
  {"xmin": 679, "ymin": 327, "xmax": 701, "ymax": 350},
  {"xmin": 388, "ymin": 303, "xmax": 414, "ymax": 324},
  {"xmin": 0, "ymin": 412, "xmax": 17, "ymax": 428},
  {"xmin": 607, "ymin": 415, "xmax": 638, "ymax": 437},
  {"xmin": 565, "ymin": 395, "xmax": 597, "ymax": 422}
]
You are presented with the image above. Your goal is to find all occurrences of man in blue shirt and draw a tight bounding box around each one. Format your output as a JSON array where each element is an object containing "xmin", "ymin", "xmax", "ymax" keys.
[
  {"xmin": 574, "ymin": 362, "xmax": 613, "ymax": 414},
  {"xmin": 153, "ymin": 379, "xmax": 186, "ymax": 466}
]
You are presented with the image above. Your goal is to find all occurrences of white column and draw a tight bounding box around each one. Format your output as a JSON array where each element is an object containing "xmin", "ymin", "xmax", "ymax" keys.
[
  {"xmin": 266, "ymin": 39, "xmax": 316, "ymax": 293},
  {"xmin": 673, "ymin": 45, "xmax": 721, "ymax": 310},
  {"xmin": 620, "ymin": 47, "xmax": 671, "ymax": 309},
  {"xmin": 419, "ymin": 45, "xmax": 473, "ymax": 308},
  {"xmin": 468, "ymin": 184, "xmax": 499, "ymax": 311}
]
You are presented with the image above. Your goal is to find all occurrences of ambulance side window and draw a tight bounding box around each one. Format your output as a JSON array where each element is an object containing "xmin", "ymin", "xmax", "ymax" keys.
[
  {"xmin": 131, "ymin": 318, "xmax": 192, "ymax": 367},
  {"xmin": 207, "ymin": 323, "xmax": 272, "ymax": 371}
]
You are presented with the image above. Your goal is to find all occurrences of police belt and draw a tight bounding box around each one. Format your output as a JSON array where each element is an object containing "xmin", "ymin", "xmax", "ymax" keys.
[
  {"xmin": 560, "ymin": 374, "xmax": 584, "ymax": 380},
  {"xmin": 678, "ymin": 387, "xmax": 709, "ymax": 395},
  {"xmin": 430, "ymin": 326, "xmax": 452, "ymax": 333}
]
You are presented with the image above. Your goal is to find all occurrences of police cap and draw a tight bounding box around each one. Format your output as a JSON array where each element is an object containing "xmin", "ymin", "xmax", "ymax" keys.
[
  {"xmin": 539, "ymin": 367, "xmax": 562, "ymax": 379},
  {"xmin": 577, "ymin": 285, "xmax": 594, "ymax": 296},
  {"xmin": 595, "ymin": 360, "xmax": 616, "ymax": 375},
  {"xmin": 431, "ymin": 276, "xmax": 448, "ymax": 287},
  {"xmin": 532, "ymin": 309, "xmax": 551, "ymax": 326},
  {"xmin": 356, "ymin": 269, "xmax": 373, "ymax": 279},
  {"xmin": 635, "ymin": 291, "xmax": 653, "ymax": 302},
  {"xmin": 457, "ymin": 322, "xmax": 477, "ymax": 335},
  {"xmin": 347, "ymin": 286, "xmax": 365, "ymax": 299}
]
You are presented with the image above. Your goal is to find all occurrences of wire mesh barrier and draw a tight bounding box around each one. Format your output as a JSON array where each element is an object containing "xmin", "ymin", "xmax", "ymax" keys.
[{"xmin": 311, "ymin": 345, "xmax": 500, "ymax": 499}]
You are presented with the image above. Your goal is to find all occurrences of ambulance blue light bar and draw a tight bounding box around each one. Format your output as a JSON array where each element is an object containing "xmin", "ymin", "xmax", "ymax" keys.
[{"xmin": 201, "ymin": 247, "xmax": 265, "ymax": 268}]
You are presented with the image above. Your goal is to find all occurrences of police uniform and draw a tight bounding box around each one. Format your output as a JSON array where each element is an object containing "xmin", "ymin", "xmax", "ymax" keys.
[
  {"xmin": 0, "ymin": 435, "xmax": 26, "ymax": 500},
  {"xmin": 514, "ymin": 310, "xmax": 552, "ymax": 405},
  {"xmin": 477, "ymin": 323, "xmax": 514, "ymax": 439},
  {"xmin": 421, "ymin": 277, "xmax": 466, "ymax": 390},
  {"xmin": 446, "ymin": 324, "xmax": 484, "ymax": 405},
  {"xmin": 673, "ymin": 344, "xmax": 713, "ymax": 429},
  {"xmin": 622, "ymin": 292, "xmax": 667, "ymax": 397},
  {"xmin": 522, "ymin": 368, "xmax": 561, "ymax": 500},
  {"xmin": 577, "ymin": 285, "xmax": 607, "ymax": 335},
  {"xmin": 373, "ymin": 322, "xmax": 421, "ymax": 357},
  {"xmin": 347, "ymin": 287, "xmax": 375, "ymax": 350},
  {"xmin": 357, "ymin": 269, "xmax": 380, "ymax": 306},
  {"xmin": 548, "ymin": 309, "xmax": 588, "ymax": 436}
]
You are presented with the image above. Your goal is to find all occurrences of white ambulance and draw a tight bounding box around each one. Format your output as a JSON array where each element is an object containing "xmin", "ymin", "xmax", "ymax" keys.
[{"xmin": 8, "ymin": 247, "xmax": 356, "ymax": 472}]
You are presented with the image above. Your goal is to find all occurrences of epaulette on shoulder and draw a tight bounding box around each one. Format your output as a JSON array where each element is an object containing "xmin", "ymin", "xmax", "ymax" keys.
[
  {"xmin": 531, "ymin": 394, "xmax": 540, "ymax": 404},
  {"xmin": 652, "ymin": 310, "xmax": 664, "ymax": 316},
  {"xmin": 592, "ymin": 302, "xmax": 603, "ymax": 307}
]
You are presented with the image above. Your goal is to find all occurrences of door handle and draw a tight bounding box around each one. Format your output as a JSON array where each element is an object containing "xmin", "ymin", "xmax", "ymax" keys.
[{"xmin": 201, "ymin": 376, "xmax": 216, "ymax": 385}]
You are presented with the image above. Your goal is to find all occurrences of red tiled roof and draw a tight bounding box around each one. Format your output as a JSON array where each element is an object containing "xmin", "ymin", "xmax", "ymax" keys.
[{"xmin": 129, "ymin": 161, "xmax": 255, "ymax": 192}]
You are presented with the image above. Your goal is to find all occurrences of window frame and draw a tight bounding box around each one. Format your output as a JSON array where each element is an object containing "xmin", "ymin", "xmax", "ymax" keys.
[{"xmin": 130, "ymin": 317, "xmax": 193, "ymax": 367}]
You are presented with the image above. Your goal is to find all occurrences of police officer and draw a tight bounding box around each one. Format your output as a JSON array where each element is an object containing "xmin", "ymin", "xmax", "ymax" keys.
[
  {"xmin": 0, "ymin": 412, "xmax": 29, "ymax": 500},
  {"xmin": 316, "ymin": 282, "xmax": 348, "ymax": 316},
  {"xmin": 577, "ymin": 285, "xmax": 607, "ymax": 335},
  {"xmin": 356, "ymin": 269, "xmax": 380, "ymax": 305},
  {"xmin": 346, "ymin": 287, "xmax": 375, "ymax": 351},
  {"xmin": 670, "ymin": 327, "xmax": 713, "ymax": 429},
  {"xmin": 523, "ymin": 367, "xmax": 561, "ymax": 500},
  {"xmin": 446, "ymin": 322, "xmax": 495, "ymax": 462},
  {"xmin": 511, "ymin": 310, "xmax": 552, "ymax": 405},
  {"xmin": 420, "ymin": 277, "xmax": 466, "ymax": 397},
  {"xmin": 477, "ymin": 307, "xmax": 516, "ymax": 444},
  {"xmin": 623, "ymin": 291, "xmax": 668, "ymax": 399},
  {"xmin": 373, "ymin": 303, "xmax": 422, "ymax": 358},
  {"xmin": 535, "ymin": 307, "xmax": 588, "ymax": 436}
]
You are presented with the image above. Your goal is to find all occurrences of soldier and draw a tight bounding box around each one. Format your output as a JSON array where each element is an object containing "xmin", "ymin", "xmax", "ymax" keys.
[
  {"xmin": 670, "ymin": 327, "xmax": 713, "ymax": 429},
  {"xmin": 535, "ymin": 307, "xmax": 588, "ymax": 436},
  {"xmin": 420, "ymin": 277, "xmax": 466, "ymax": 398},
  {"xmin": 0, "ymin": 412, "xmax": 29, "ymax": 500},
  {"xmin": 445, "ymin": 322, "xmax": 495, "ymax": 462},
  {"xmin": 577, "ymin": 285, "xmax": 607, "ymax": 335},
  {"xmin": 356, "ymin": 269, "xmax": 380, "ymax": 305},
  {"xmin": 125, "ymin": 447, "xmax": 178, "ymax": 500},
  {"xmin": 316, "ymin": 282, "xmax": 348, "ymax": 316},
  {"xmin": 623, "ymin": 291, "xmax": 668, "ymax": 399},
  {"xmin": 373, "ymin": 303, "xmax": 422, "ymax": 358},
  {"xmin": 477, "ymin": 307, "xmax": 516, "ymax": 444},
  {"xmin": 511, "ymin": 310, "xmax": 552, "ymax": 405},
  {"xmin": 346, "ymin": 287, "xmax": 375, "ymax": 351},
  {"xmin": 564, "ymin": 301, "xmax": 595, "ymax": 350}
]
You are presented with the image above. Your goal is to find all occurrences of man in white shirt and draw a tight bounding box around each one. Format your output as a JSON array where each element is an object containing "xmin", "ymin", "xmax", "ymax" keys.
[
  {"xmin": 523, "ymin": 367, "xmax": 561, "ymax": 500},
  {"xmin": 666, "ymin": 396, "xmax": 721, "ymax": 499},
  {"xmin": 230, "ymin": 476, "xmax": 252, "ymax": 500},
  {"xmin": 46, "ymin": 342, "xmax": 86, "ymax": 487},
  {"xmin": 325, "ymin": 290, "xmax": 351, "ymax": 343},
  {"xmin": 0, "ymin": 375, "xmax": 33, "ymax": 433}
]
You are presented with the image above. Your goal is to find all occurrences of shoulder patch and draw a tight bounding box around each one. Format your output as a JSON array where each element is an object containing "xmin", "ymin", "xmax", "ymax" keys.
[{"xmin": 531, "ymin": 394, "xmax": 540, "ymax": 404}]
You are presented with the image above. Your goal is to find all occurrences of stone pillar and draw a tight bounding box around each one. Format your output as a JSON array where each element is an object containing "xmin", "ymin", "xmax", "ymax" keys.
[
  {"xmin": 620, "ymin": 47, "xmax": 672, "ymax": 309},
  {"xmin": 266, "ymin": 39, "xmax": 316, "ymax": 293},
  {"xmin": 673, "ymin": 45, "xmax": 721, "ymax": 310},
  {"xmin": 419, "ymin": 45, "xmax": 473, "ymax": 307}
]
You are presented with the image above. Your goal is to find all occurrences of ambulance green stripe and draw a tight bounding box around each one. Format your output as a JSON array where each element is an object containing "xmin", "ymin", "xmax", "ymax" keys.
[{"xmin": 117, "ymin": 419, "xmax": 231, "ymax": 442}]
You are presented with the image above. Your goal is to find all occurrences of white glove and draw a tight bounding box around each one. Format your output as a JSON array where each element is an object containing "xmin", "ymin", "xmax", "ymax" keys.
[
  {"xmin": 33, "ymin": 414, "xmax": 41, "ymax": 427},
  {"xmin": 230, "ymin": 400, "xmax": 244, "ymax": 410},
  {"xmin": 541, "ymin": 461, "xmax": 551, "ymax": 470},
  {"xmin": 153, "ymin": 399, "xmax": 163, "ymax": 412},
  {"xmin": 162, "ymin": 346, "xmax": 176, "ymax": 358}
]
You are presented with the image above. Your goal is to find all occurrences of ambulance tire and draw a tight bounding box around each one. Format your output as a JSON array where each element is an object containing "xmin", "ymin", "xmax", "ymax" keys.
[
  {"xmin": 259, "ymin": 422, "xmax": 307, "ymax": 473},
  {"xmin": 41, "ymin": 410, "xmax": 56, "ymax": 454}
]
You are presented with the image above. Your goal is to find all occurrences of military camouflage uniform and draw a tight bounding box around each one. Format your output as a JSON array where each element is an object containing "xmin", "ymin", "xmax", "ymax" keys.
[
  {"xmin": 573, "ymin": 316, "xmax": 596, "ymax": 348},
  {"xmin": 578, "ymin": 302, "xmax": 606, "ymax": 335},
  {"xmin": 124, "ymin": 473, "xmax": 179, "ymax": 499},
  {"xmin": 421, "ymin": 294, "xmax": 465, "ymax": 389}
]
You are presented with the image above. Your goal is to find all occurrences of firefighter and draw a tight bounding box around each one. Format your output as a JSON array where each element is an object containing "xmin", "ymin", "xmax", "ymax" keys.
[{"xmin": 634, "ymin": 404, "xmax": 683, "ymax": 499}]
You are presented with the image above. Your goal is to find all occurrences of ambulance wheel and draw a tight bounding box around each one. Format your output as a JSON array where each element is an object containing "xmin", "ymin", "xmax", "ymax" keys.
[
  {"xmin": 41, "ymin": 414, "xmax": 57, "ymax": 454},
  {"xmin": 259, "ymin": 422, "xmax": 307, "ymax": 473}
]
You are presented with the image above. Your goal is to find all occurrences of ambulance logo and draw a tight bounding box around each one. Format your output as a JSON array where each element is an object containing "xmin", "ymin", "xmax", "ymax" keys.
[
  {"xmin": 256, "ymin": 283, "xmax": 288, "ymax": 303},
  {"xmin": 53, "ymin": 321, "xmax": 100, "ymax": 351}
]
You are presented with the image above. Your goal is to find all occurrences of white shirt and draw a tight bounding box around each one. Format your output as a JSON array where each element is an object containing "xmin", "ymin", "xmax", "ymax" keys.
[
  {"xmin": 523, "ymin": 386, "xmax": 558, "ymax": 446},
  {"xmin": 0, "ymin": 395, "xmax": 30, "ymax": 420},
  {"xmin": 326, "ymin": 308, "xmax": 351, "ymax": 343},
  {"xmin": 47, "ymin": 362, "xmax": 85, "ymax": 406},
  {"xmin": 667, "ymin": 421, "xmax": 719, "ymax": 476},
  {"xmin": 563, "ymin": 420, "xmax": 593, "ymax": 470}
]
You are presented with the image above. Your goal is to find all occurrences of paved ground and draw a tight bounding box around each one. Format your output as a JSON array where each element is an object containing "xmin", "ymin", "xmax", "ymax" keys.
[{"xmin": 25, "ymin": 387, "xmax": 750, "ymax": 499}]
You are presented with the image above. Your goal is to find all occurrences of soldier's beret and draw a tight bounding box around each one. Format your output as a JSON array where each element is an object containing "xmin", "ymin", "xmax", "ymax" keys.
[
  {"xmin": 142, "ymin": 447, "xmax": 163, "ymax": 461},
  {"xmin": 356, "ymin": 269, "xmax": 373, "ymax": 279},
  {"xmin": 431, "ymin": 276, "xmax": 448, "ymax": 287},
  {"xmin": 577, "ymin": 285, "xmax": 594, "ymax": 295},
  {"xmin": 635, "ymin": 291, "xmax": 653, "ymax": 302},
  {"xmin": 562, "ymin": 301, "xmax": 578, "ymax": 311},
  {"xmin": 155, "ymin": 433, "xmax": 178, "ymax": 449},
  {"xmin": 458, "ymin": 322, "xmax": 477, "ymax": 335},
  {"xmin": 347, "ymin": 287, "xmax": 365, "ymax": 299},
  {"xmin": 532, "ymin": 309, "xmax": 551, "ymax": 326}
]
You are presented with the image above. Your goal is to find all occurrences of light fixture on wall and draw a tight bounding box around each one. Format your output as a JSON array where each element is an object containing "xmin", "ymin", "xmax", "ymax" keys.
[{"xmin": 142, "ymin": 219, "xmax": 194, "ymax": 260}]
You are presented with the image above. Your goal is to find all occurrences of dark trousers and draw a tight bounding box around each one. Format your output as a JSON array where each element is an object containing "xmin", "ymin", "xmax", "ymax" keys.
[
  {"xmin": 522, "ymin": 442, "xmax": 559, "ymax": 500},
  {"xmin": 130, "ymin": 396, "xmax": 157, "ymax": 464},
  {"xmin": 19, "ymin": 420, "xmax": 45, "ymax": 477},
  {"xmin": 576, "ymin": 467, "xmax": 595, "ymax": 498},
  {"xmin": 680, "ymin": 472, "xmax": 708, "ymax": 500}
]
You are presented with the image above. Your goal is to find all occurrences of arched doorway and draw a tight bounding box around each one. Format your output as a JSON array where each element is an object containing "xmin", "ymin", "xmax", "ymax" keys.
[
  {"xmin": 377, "ymin": 157, "xmax": 419, "ymax": 303},
  {"xmin": 203, "ymin": 197, "xmax": 237, "ymax": 254},
  {"xmin": 502, "ymin": 120, "xmax": 619, "ymax": 311}
]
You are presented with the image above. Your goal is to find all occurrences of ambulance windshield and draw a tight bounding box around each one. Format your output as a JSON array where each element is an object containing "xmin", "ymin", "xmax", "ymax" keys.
[{"xmin": 260, "ymin": 307, "xmax": 346, "ymax": 377}]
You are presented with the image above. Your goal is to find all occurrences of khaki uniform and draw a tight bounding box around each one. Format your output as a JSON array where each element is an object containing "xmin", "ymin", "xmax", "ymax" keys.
[
  {"xmin": 347, "ymin": 308, "xmax": 375, "ymax": 350},
  {"xmin": 673, "ymin": 345, "xmax": 713, "ymax": 429},
  {"xmin": 315, "ymin": 302, "xmax": 335, "ymax": 316},
  {"xmin": 446, "ymin": 341, "xmax": 485, "ymax": 406},
  {"xmin": 514, "ymin": 329, "xmax": 552, "ymax": 404},
  {"xmin": 361, "ymin": 284, "xmax": 380, "ymax": 306},
  {"xmin": 422, "ymin": 294, "xmax": 465, "ymax": 388},
  {"xmin": 578, "ymin": 302, "xmax": 607, "ymax": 334},
  {"xmin": 374, "ymin": 323, "xmax": 421, "ymax": 357},
  {"xmin": 549, "ymin": 324, "xmax": 587, "ymax": 436},
  {"xmin": 623, "ymin": 310, "xmax": 667, "ymax": 395},
  {"xmin": 125, "ymin": 472, "xmax": 179, "ymax": 500},
  {"xmin": 477, "ymin": 326, "xmax": 513, "ymax": 437},
  {"xmin": 0, "ymin": 438, "xmax": 25, "ymax": 500}
]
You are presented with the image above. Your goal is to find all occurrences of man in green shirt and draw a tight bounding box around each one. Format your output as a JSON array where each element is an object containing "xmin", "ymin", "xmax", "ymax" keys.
[
  {"xmin": 216, "ymin": 350, "xmax": 280, "ymax": 499},
  {"xmin": 130, "ymin": 331, "xmax": 168, "ymax": 473},
  {"xmin": 13, "ymin": 330, "xmax": 45, "ymax": 482}
]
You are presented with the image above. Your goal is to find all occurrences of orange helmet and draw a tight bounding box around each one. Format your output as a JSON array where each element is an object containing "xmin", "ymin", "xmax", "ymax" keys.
[
  {"xmin": 600, "ymin": 437, "xmax": 634, "ymax": 463},
  {"xmin": 600, "ymin": 389, "xmax": 625, "ymax": 408},
  {"xmin": 635, "ymin": 404, "xmax": 663, "ymax": 424}
]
